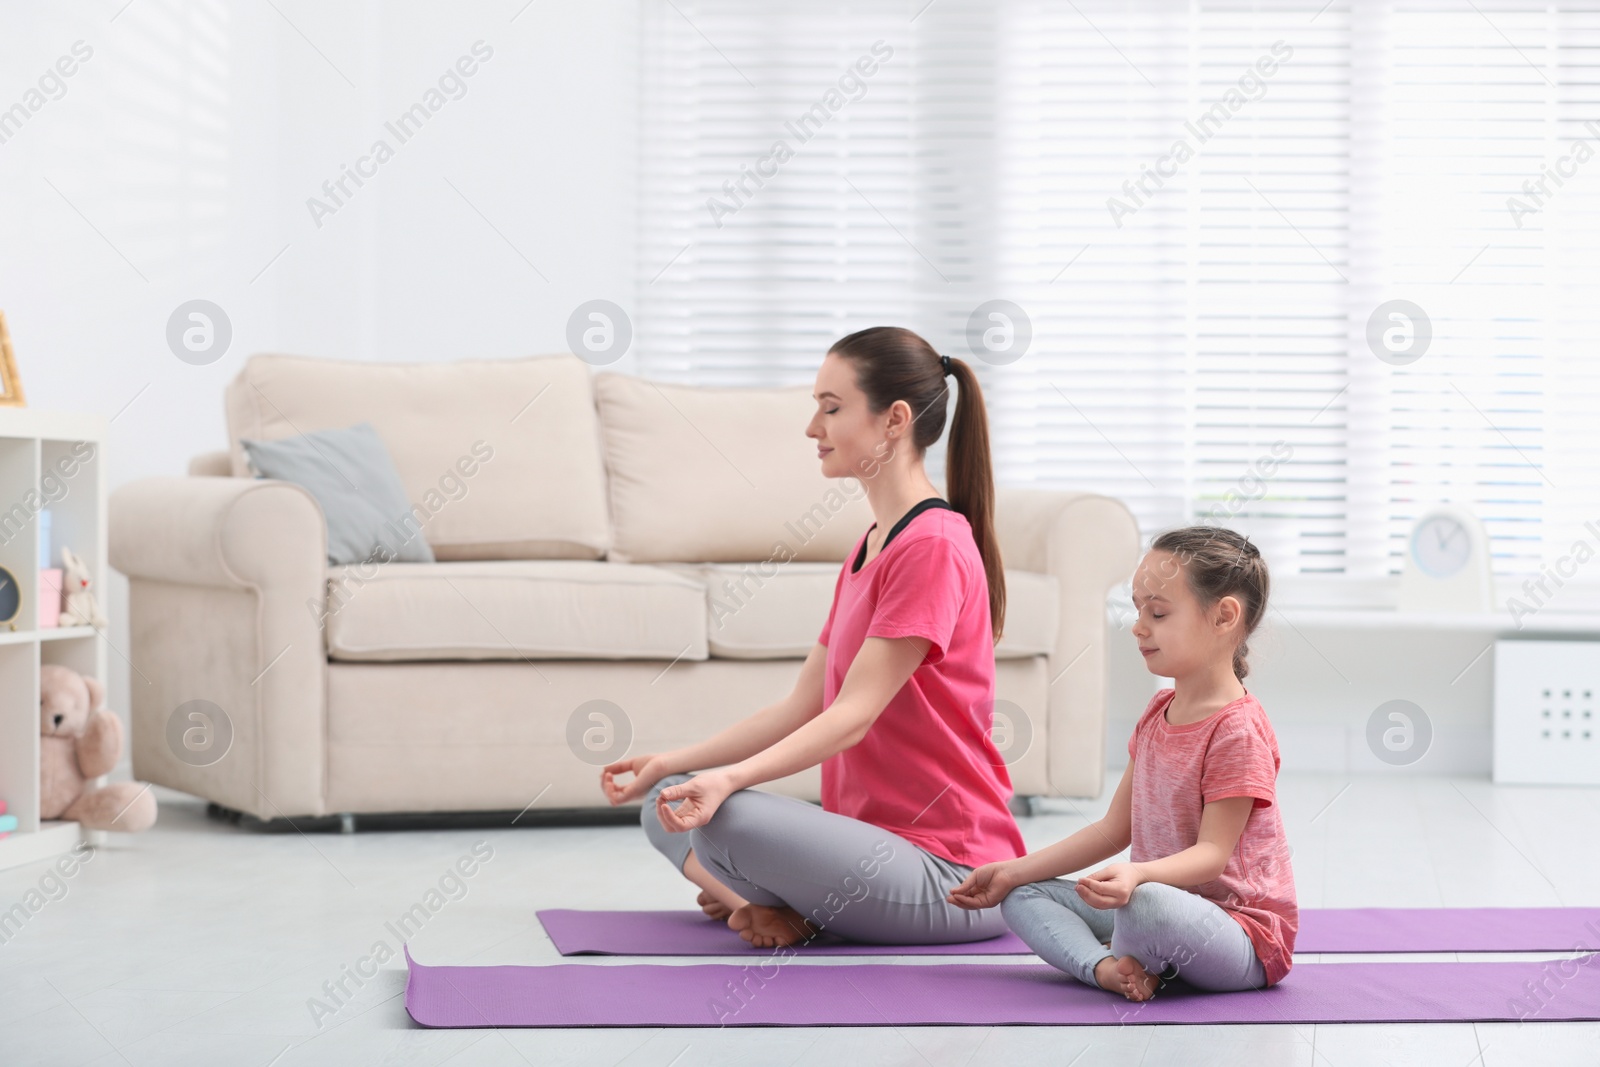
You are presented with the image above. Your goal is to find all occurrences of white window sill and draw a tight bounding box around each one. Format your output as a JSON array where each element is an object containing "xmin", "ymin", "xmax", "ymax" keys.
[
  {"xmin": 1108, "ymin": 574, "xmax": 1600, "ymax": 634},
  {"xmin": 1266, "ymin": 606, "xmax": 1600, "ymax": 634}
]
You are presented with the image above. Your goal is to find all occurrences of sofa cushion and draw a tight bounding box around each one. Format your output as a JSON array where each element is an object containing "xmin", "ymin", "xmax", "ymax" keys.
[
  {"xmin": 654, "ymin": 561, "xmax": 837, "ymax": 659},
  {"xmin": 660, "ymin": 562, "xmax": 1059, "ymax": 660},
  {"xmin": 225, "ymin": 353, "xmax": 611, "ymax": 561},
  {"xmin": 321, "ymin": 560, "xmax": 707, "ymax": 662},
  {"xmin": 241, "ymin": 422, "xmax": 436, "ymax": 566},
  {"xmin": 593, "ymin": 372, "xmax": 873, "ymax": 564}
]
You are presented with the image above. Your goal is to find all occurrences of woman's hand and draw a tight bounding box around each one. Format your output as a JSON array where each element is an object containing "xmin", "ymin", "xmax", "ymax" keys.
[
  {"xmin": 946, "ymin": 861, "xmax": 1018, "ymax": 910},
  {"xmin": 1075, "ymin": 862, "xmax": 1142, "ymax": 909},
  {"xmin": 655, "ymin": 770, "xmax": 736, "ymax": 832},
  {"xmin": 600, "ymin": 754, "xmax": 666, "ymax": 805}
]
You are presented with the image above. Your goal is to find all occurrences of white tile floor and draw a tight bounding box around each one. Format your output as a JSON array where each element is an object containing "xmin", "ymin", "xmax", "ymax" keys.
[{"xmin": 2, "ymin": 771, "xmax": 1598, "ymax": 1066}]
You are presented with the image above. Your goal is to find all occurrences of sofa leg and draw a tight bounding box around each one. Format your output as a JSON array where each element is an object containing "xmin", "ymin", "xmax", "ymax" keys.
[
  {"xmin": 205, "ymin": 802, "xmax": 242, "ymax": 825},
  {"xmin": 1008, "ymin": 795, "xmax": 1040, "ymax": 818},
  {"xmin": 339, "ymin": 812, "xmax": 357, "ymax": 834}
]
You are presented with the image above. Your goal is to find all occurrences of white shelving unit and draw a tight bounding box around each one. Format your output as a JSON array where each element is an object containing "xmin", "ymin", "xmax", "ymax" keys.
[{"xmin": 0, "ymin": 408, "xmax": 108, "ymax": 871}]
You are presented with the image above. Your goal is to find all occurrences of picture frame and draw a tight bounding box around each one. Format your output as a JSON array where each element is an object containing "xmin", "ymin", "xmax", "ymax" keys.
[{"xmin": 0, "ymin": 310, "xmax": 25, "ymax": 408}]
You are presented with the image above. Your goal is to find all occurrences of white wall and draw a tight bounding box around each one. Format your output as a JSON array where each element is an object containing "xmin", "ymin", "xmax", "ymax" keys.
[
  {"xmin": 2, "ymin": 2, "xmax": 1512, "ymax": 791},
  {"xmin": 0, "ymin": 1, "xmax": 639, "ymax": 740},
  {"xmin": 1104, "ymin": 615, "xmax": 1499, "ymax": 780}
]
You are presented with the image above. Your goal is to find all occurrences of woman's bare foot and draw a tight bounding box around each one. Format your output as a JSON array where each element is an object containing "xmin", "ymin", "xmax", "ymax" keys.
[
  {"xmin": 727, "ymin": 903, "xmax": 819, "ymax": 948},
  {"xmin": 697, "ymin": 889, "xmax": 733, "ymax": 921},
  {"xmin": 1094, "ymin": 954, "xmax": 1161, "ymax": 1001}
]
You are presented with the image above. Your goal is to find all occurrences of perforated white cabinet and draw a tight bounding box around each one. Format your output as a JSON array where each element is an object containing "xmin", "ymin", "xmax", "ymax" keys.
[{"xmin": 1493, "ymin": 640, "xmax": 1600, "ymax": 786}]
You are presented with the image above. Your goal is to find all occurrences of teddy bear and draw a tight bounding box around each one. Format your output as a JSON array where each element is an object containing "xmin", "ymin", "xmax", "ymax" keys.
[
  {"xmin": 40, "ymin": 664, "xmax": 157, "ymax": 832},
  {"xmin": 58, "ymin": 546, "xmax": 108, "ymax": 628}
]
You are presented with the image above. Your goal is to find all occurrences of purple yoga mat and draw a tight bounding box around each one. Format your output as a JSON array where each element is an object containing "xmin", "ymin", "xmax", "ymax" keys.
[
  {"xmin": 537, "ymin": 909, "xmax": 1032, "ymax": 956},
  {"xmin": 537, "ymin": 906, "xmax": 1600, "ymax": 956},
  {"xmin": 1301, "ymin": 907, "xmax": 1600, "ymax": 954},
  {"xmin": 404, "ymin": 946, "xmax": 1600, "ymax": 1027}
]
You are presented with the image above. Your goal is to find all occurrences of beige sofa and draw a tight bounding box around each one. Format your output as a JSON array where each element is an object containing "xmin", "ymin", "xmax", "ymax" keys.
[{"xmin": 108, "ymin": 354, "xmax": 1140, "ymax": 824}]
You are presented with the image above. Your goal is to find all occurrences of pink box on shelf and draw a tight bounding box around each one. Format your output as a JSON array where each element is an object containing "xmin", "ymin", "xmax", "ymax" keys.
[{"xmin": 39, "ymin": 567, "xmax": 62, "ymax": 628}]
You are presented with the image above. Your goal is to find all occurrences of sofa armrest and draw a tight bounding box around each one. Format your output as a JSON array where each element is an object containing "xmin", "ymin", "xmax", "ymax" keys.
[
  {"xmin": 995, "ymin": 487, "xmax": 1142, "ymax": 799},
  {"xmin": 110, "ymin": 476, "xmax": 330, "ymax": 819},
  {"xmin": 111, "ymin": 476, "xmax": 326, "ymax": 587},
  {"xmin": 188, "ymin": 449, "xmax": 233, "ymax": 477}
]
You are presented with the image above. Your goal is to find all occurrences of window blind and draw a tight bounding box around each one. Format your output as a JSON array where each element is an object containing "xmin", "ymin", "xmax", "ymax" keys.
[
  {"xmin": 636, "ymin": 0, "xmax": 1600, "ymax": 606},
  {"xmin": 635, "ymin": 2, "xmax": 923, "ymax": 383}
]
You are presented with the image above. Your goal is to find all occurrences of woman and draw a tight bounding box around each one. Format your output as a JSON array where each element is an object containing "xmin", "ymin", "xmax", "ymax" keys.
[{"xmin": 600, "ymin": 325, "xmax": 1025, "ymax": 949}]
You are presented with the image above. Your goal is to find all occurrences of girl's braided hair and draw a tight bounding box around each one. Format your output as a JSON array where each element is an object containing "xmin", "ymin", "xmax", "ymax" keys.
[{"xmin": 1149, "ymin": 525, "xmax": 1270, "ymax": 680}]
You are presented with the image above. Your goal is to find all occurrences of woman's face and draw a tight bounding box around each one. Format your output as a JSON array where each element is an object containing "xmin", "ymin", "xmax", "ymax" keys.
[
  {"xmin": 1128, "ymin": 548, "xmax": 1240, "ymax": 679},
  {"xmin": 808, "ymin": 351, "xmax": 898, "ymax": 480}
]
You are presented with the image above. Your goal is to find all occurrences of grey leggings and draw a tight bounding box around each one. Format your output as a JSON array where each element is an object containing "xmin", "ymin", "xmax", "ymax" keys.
[
  {"xmin": 641, "ymin": 773, "xmax": 1009, "ymax": 945},
  {"xmin": 1001, "ymin": 876, "xmax": 1267, "ymax": 990}
]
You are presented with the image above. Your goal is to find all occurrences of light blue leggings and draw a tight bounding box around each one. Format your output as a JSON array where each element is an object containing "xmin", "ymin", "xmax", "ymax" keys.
[
  {"xmin": 641, "ymin": 773, "xmax": 1010, "ymax": 945},
  {"xmin": 1001, "ymin": 877, "xmax": 1268, "ymax": 991}
]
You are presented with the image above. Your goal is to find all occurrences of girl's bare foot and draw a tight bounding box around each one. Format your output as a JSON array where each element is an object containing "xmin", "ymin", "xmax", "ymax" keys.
[
  {"xmin": 697, "ymin": 889, "xmax": 732, "ymax": 920},
  {"xmin": 727, "ymin": 903, "xmax": 819, "ymax": 948},
  {"xmin": 1094, "ymin": 954, "xmax": 1161, "ymax": 1001}
]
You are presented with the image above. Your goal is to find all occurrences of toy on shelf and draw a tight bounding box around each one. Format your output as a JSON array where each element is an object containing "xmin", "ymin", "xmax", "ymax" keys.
[
  {"xmin": 0, "ymin": 799, "xmax": 11, "ymax": 840},
  {"xmin": 39, "ymin": 509, "xmax": 60, "ymax": 629},
  {"xmin": 40, "ymin": 665, "xmax": 157, "ymax": 832},
  {"xmin": 58, "ymin": 545, "xmax": 107, "ymax": 629}
]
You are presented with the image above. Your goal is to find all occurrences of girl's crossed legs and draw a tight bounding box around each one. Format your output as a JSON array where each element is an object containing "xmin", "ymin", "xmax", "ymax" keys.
[
  {"xmin": 1001, "ymin": 876, "xmax": 1267, "ymax": 992},
  {"xmin": 642, "ymin": 773, "xmax": 1008, "ymax": 945}
]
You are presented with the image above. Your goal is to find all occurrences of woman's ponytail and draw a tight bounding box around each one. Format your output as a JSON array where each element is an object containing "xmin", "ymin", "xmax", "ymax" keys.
[{"xmin": 829, "ymin": 328, "xmax": 1006, "ymax": 644}]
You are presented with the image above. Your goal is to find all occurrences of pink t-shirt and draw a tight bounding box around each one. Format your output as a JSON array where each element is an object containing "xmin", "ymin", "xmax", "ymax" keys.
[
  {"xmin": 1127, "ymin": 688, "xmax": 1299, "ymax": 986},
  {"xmin": 817, "ymin": 503, "xmax": 1026, "ymax": 869}
]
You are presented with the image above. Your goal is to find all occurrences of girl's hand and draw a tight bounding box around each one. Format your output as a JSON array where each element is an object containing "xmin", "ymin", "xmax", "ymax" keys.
[
  {"xmin": 946, "ymin": 861, "xmax": 1017, "ymax": 910},
  {"xmin": 600, "ymin": 754, "xmax": 665, "ymax": 805},
  {"xmin": 655, "ymin": 770, "xmax": 735, "ymax": 832},
  {"xmin": 1075, "ymin": 862, "xmax": 1142, "ymax": 909}
]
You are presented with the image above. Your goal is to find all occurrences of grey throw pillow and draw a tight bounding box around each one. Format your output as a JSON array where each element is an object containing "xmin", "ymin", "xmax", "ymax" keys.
[{"xmin": 240, "ymin": 422, "xmax": 436, "ymax": 566}]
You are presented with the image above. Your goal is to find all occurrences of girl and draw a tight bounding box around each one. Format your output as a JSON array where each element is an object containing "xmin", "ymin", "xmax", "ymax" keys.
[
  {"xmin": 948, "ymin": 526, "xmax": 1298, "ymax": 1000},
  {"xmin": 600, "ymin": 326, "xmax": 1027, "ymax": 949}
]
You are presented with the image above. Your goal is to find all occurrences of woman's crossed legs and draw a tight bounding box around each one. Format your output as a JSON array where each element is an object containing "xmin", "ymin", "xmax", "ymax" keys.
[{"xmin": 642, "ymin": 773, "xmax": 1008, "ymax": 946}]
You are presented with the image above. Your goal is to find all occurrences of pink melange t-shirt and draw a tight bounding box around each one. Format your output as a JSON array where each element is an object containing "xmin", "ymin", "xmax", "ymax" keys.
[
  {"xmin": 1127, "ymin": 688, "xmax": 1299, "ymax": 986},
  {"xmin": 817, "ymin": 500, "xmax": 1026, "ymax": 870}
]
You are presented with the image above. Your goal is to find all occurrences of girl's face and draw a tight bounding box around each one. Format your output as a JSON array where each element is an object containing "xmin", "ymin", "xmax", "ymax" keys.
[
  {"xmin": 1129, "ymin": 548, "xmax": 1242, "ymax": 679},
  {"xmin": 807, "ymin": 351, "xmax": 900, "ymax": 479}
]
